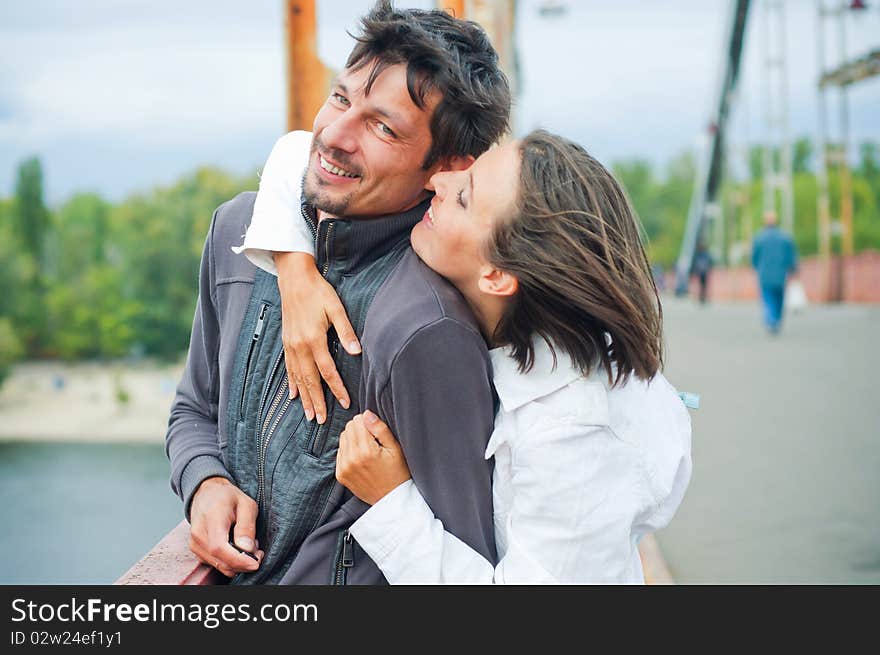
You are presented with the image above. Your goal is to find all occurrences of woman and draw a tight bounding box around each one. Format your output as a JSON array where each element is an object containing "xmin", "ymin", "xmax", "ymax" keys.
[{"xmin": 236, "ymin": 129, "xmax": 692, "ymax": 583}]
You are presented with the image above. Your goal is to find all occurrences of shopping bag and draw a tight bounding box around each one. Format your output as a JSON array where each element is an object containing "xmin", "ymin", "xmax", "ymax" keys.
[{"xmin": 785, "ymin": 279, "xmax": 808, "ymax": 313}]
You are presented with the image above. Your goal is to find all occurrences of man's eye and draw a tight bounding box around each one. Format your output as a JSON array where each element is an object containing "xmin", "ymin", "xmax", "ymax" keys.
[
  {"xmin": 457, "ymin": 188, "xmax": 467, "ymax": 209},
  {"xmin": 378, "ymin": 122, "xmax": 396, "ymax": 137},
  {"xmin": 332, "ymin": 93, "xmax": 350, "ymax": 106}
]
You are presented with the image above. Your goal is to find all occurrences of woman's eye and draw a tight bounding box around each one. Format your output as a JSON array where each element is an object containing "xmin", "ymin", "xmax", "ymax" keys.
[
  {"xmin": 332, "ymin": 93, "xmax": 350, "ymax": 106},
  {"xmin": 456, "ymin": 188, "xmax": 467, "ymax": 209}
]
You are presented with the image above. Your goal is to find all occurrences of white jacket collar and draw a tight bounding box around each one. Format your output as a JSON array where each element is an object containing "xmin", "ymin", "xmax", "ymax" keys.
[{"xmin": 490, "ymin": 336, "xmax": 585, "ymax": 413}]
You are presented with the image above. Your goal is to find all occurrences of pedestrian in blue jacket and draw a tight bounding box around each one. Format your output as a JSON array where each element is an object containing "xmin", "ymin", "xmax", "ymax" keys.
[{"xmin": 752, "ymin": 211, "xmax": 798, "ymax": 334}]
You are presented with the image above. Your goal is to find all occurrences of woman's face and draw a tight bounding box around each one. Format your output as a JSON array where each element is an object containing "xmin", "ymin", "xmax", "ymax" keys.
[{"xmin": 410, "ymin": 140, "xmax": 520, "ymax": 289}]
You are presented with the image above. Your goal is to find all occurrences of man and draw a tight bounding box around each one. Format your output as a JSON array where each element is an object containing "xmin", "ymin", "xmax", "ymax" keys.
[
  {"xmin": 692, "ymin": 241, "xmax": 713, "ymax": 305},
  {"xmin": 752, "ymin": 210, "xmax": 798, "ymax": 334},
  {"xmin": 165, "ymin": 1, "xmax": 511, "ymax": 584}
]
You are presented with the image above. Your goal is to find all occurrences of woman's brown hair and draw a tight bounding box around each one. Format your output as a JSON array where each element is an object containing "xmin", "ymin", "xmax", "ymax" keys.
[{"xmin": 486, "ymin": 130, "xmax": 663, "ymax": 387}]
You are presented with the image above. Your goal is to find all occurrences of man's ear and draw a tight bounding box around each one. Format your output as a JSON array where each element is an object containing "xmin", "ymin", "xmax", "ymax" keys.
[{"xmin": 478, "ymin": 266, "xmax": 518, "ymax": 298}]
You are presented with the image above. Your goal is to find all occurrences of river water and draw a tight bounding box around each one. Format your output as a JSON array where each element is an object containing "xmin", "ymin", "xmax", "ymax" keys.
[{"xmin": 0, "ymin": 442, "xmax": 183, "ymax": 584}]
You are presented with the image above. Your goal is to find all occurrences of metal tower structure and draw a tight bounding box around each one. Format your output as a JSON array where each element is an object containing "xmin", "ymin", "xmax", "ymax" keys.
[
  {"xmin": 675, "ymin": 0, "xmax": 751, "ymax": 295},
  {"xmin": 760, "ymin": 0, "xmax": 795, "ymax": 234},
  {"xmin": 815, "ymin": 0, "xmax": 877, "ymax": 300}
]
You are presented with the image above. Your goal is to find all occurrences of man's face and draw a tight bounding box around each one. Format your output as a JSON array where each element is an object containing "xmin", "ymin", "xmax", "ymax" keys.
[
  {"xmin": 302, "ymin": 61, "xmax": 441, "ymax": 218},
  {"xmin": 410, "ymin": 141, "xmax": 520, "ymax": 290}
]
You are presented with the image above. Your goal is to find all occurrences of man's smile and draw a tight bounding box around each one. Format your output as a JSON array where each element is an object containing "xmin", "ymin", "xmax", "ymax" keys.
[{"xmin": 318, "ymin": 153, "xmax": 361, "ymax": 180}]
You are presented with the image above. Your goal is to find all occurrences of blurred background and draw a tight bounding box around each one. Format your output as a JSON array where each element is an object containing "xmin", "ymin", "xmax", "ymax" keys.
[{"xmin": 0, "ymin": 0, "xmax": 878, "ymax": 584}]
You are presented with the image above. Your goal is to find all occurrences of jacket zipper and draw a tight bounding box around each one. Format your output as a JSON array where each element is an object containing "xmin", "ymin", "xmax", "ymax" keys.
[
  {"xmin": 334, "ymin": 529, "xmax": 354, "ymax": 585},
  {"xmin": 257, "ymin": 381, "xmax": 292, "ymax": 509},
  {"xmin": 255, "ymin": 219, "xmax": 335, "ymax": 514},
  {"xmin": 321, "ymin": 222, "xmax": 334, "ymax": 276},
  {"xmin": 308, "ymin": 219, "xmax": 338, "ymax": 455},
  {"xmin": 256, "ymin": 347, "xmax": 293, "ymax": 510},
  {"xmin": 257, "ymin": 348, "xmax": 285, "ymax": 423},
  {"xmin": 239, "ymin": 303, "xmax": 268, "ymax": 417},
  {"xmin": 256, "ymin": 360, "xmax": 289, "ymax": 500}
]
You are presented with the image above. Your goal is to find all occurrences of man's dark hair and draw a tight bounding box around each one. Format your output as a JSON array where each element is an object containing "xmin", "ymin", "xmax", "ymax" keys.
[
  {"xmin": 345, "ymin": 0, "xmax": 511, "ymax": 168},
  {"xmin": 486, "ymin": 130, "xmax": 664, "ymax": 388}
]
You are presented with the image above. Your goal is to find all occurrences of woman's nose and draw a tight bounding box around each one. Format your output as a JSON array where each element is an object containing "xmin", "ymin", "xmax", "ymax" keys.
[{"xmin": 428, "ymin": 171, "xmax": 449, "ymax": 196}]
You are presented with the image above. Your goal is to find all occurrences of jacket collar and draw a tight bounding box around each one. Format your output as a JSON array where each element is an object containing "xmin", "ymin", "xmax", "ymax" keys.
[
  {"xmin": 302, "ymin": 196, "xmax": 431, "ymax": 275},
  {"xmin": 489, "ymin": 336, "xmax": 585, "ymax": 413}
]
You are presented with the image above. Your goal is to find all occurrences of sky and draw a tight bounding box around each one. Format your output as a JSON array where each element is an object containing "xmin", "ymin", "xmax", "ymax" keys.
[{"xmin": 1, "ymin": 0, "xmax": 878, "ymax": 206}]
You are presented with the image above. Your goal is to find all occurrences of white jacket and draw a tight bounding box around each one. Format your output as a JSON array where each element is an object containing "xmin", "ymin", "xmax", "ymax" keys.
[{"xmin": 350, "ymin": 337, "xmax": 693, "ymax": 584}]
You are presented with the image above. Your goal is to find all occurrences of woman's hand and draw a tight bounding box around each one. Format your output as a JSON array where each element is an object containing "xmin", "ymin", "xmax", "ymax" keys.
[
  {"xmin": 273, "ymin": 251, "xmax": 361, "ymax": 424},
  {"xmin": 336, "ymin": 411, "xmax": 412, "ymax": 505}
]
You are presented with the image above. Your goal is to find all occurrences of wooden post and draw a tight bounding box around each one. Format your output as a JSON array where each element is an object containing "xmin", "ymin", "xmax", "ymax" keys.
[
  {"xmin": 838, "ymin": 148, "xmax": 855, "ymax": 257},
  {"xmin": 459, "ymin": 0, "xmax": 519, "ymax": 139},
  {"xmin": 437, "ymin": 0, "xmax": 467, "ymax": 18},
  {"xmin": 286, "ymin": 0, "xmax": 332, "ymax": 132}
]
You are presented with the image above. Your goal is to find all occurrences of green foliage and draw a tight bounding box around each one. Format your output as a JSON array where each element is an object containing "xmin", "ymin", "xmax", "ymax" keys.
[
  {"xmin": 1, "ymin": 159, "xmax": 256, "ymax": 362},
  {"xmin": 8, "ymin": 158, "xmax": 51, "ymax": 353},
  {"xmin": 111, "ymin": 167, "xmax": 257, "ymax": 359},
  {"xmin": 0, "ymin": 318, "xmax": 24, "ymax": 388},
  {"xmin": 13, "ymin": 157, "xmax": 51, "ymax": 265},
  {"xmin": 616, "ymin": 138, "xmax": 879, "ymax": 269},
  {"xmin": 113, "ymin": 371, "xmax": 131, "ymax": 406},
  {"xmin": 793, "ymin": 138, "xmax": 812, "ymax": 174},
  {"xmin": 614, "ymin": 152, "xmax": 697, "ymax": 268}
]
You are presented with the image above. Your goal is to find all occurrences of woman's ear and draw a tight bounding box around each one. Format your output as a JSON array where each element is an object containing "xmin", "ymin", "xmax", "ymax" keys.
[{"xmin": 478, "ymin": 266, "xmax": 518, "ymax": 298}]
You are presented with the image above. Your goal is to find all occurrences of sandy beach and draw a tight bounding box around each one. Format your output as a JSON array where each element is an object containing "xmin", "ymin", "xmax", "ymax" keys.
[{"xmin": 0, "ymin": 360, "xmax": 184, "ymax": 443}]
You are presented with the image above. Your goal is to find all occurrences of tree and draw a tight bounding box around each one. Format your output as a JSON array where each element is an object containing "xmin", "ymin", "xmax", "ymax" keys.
[
  {"xmin": 749, "ymin": 145, "xmax": 764, "ymax": 181},
  {"xmin": 13, "ymin": 157, "xmax": 50, "ymax": 267},
  {"xmin": 0, "ymin": 318, "xmax": 23, "ymax": 388},
  {"xmin": 793, "ymin": 137, "xmax": 812, "ymax": 174},
  {"xmin": 9, "ymin": 158, "xmax": 52, "ymax": 355}
]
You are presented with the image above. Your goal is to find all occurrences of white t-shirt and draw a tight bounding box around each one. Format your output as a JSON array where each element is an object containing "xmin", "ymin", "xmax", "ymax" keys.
[{"xmin": 231, "ymin": 130, "xmax": 316, "ymax": 271}]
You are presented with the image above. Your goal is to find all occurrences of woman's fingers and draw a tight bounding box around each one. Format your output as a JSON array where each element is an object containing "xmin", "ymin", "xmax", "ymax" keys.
[
  {"xmin": 283, "ymin": 349, "xmax": 313, "ymax": 420},
  {"xmin": 362, "ymin": 410, "xmax": 399, "ymax": 450},
  {"xmin": 275, "ymin": 252, "xmax": 356, "ymax": 423},
  {"xmin": 335, "ymin": 414, "xmax": 411, "ymax": 505},
  {"xmin": 327, "ymin": 297, "xmax": 361, "ymax": 357},
  {"xmin": 293, "ymin": 340, "xmax": 325, "ymax": 422},
  {"xmin": 313, "ymin": 342, "xmax": 350, "ymax": 411}
]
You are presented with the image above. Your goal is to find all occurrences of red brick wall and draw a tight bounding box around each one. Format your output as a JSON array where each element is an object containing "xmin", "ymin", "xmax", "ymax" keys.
[{"xmin": 669, "ymin": 250, "xmax": 880, "ymax": 303}]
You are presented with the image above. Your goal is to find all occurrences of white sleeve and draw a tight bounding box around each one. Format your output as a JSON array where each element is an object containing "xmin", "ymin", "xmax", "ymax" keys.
[
  {"xmin": 350, "ymin": 420, "xmax": 652, "ymax": 585},
  {"xmin": 348, "ymin": 479, "xmax": 498, "ymax": 584},
  {"xmin": 230, "ymin": 130, "xmax": 315, "ymax": 275}
]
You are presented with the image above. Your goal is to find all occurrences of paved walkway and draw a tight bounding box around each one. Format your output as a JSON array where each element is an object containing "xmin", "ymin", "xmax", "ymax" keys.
[{"xmin": 656, "ymin": 296, "xmax": 880, "ymax": 583}]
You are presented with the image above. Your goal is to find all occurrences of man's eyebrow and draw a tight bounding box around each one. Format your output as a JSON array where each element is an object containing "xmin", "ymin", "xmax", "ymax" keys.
[{"xmin": 373, "ymin": 106, "xmax": 405, "ymax": 127}]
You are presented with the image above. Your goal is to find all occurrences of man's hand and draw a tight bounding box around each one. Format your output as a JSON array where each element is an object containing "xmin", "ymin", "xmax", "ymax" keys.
[
  {"xmin": 274, "ymin": 251, "xmax": 361, "ymax": 424},
  {"xmin": 336, "ymin": 411, "xmax": 412, "ymax": 505},
  {"xmin": 188, "ymin": 477, "xmax": 264, "ymax": 578}
]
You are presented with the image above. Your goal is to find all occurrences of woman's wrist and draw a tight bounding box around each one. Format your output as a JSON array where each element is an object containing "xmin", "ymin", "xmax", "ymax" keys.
[{"xmin": 273, "ymin": 251, "xmax": 316, "ymax": 274}]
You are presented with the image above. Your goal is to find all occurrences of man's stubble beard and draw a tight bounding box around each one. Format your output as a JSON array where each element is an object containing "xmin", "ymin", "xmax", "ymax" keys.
[{"xmin": 302, "ymin": 169, "xmax": 356, "ymax": 217}]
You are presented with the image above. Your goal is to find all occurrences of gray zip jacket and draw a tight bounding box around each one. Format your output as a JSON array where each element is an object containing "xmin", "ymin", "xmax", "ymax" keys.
[{"xmin": 166, "ymin": 191, "xmax": 496, "ymax": 584}]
